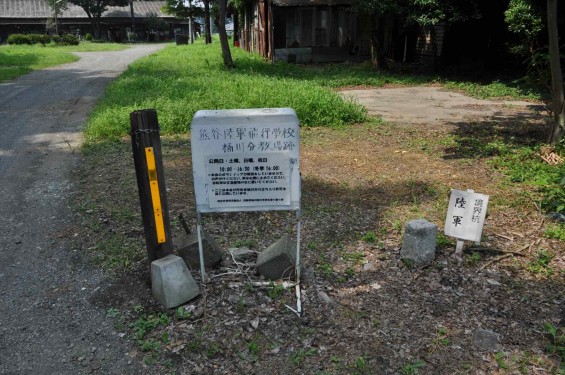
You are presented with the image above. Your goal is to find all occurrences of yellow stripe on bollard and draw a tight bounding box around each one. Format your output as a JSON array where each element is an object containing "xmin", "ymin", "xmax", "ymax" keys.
[{"xmin": 145, "ymin": 147, "xmax": 166, "ymax": 244}]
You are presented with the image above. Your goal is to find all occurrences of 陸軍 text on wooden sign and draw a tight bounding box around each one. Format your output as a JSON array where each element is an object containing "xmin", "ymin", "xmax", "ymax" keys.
[
  {"xmin": 191, "ymin": 108, "xmax": 300, "ymax": 213},
  {"xmin": 444, "ymin": 189, "xmax": 489, "ymax": 243}
]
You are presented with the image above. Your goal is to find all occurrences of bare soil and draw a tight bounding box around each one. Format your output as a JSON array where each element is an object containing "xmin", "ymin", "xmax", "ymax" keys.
[{"xmin": 75, "ymin": 87, "xmax": 563, "ymax": 374}]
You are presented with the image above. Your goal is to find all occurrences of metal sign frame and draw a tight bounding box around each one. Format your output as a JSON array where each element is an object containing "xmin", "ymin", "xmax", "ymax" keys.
[{"xmin": 190, "ymin": 108, "xmax": 303, "ymax": 315}]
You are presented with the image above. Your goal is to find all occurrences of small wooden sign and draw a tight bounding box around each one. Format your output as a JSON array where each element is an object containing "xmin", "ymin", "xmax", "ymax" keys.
[{"xmin": 444, "ymin": 189, "xmax": 489, "ymax": 243}]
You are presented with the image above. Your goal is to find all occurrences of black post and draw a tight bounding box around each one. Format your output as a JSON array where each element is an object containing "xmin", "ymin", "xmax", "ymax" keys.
[{"xmin": 130, "ymin": 109, "xmax": 173, "ymax": 263}]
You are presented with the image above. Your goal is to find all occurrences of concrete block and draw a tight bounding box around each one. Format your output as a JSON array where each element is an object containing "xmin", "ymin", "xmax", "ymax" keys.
[
  {"xmin": 256, "ymin": 234, "xmax": 297, "ymax": 280},
  {"xmin": 400, "ymin": 219, "xmax": 437, "ymax": 267},
  {"xmin": 473, "ymin": 329, "xmax": 502, "ymax": 352},
  {"xmin": 177, "ymin": 229, "xmax": 223, "ymax": 270},
  {"xmin": 151, "ymin": 255, "xmax": 200, "ymax": 309}
]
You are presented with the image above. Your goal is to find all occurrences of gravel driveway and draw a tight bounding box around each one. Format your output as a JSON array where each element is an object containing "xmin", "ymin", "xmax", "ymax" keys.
[{"xmin": 0, "ymin": 44, "xmax": 165, "ymax": 374}]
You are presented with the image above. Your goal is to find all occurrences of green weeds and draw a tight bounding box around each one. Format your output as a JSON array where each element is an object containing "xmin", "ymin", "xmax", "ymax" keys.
[
  {"xmin": 401, "ymin": 359, "xmax": 426, "ymax": 375},
  {"xmin": 175, "ymin": 306, "xmax": 191, "ymax": 319},
  {"xmin": 494, "ymin": 352, "xmax": 510, "ymax": 369},
  {"xmin": 289, "ymin": 348, "xmax": 317, "ymax": 365},
  {"xmin": 466, "ymin": 252, "xmax": 482, "ymax": 266},
  {"xmin": 525, "ymin": 250, "xmax": 555, "ymax": 276},
  {"xmin": 544, "ymin": 223, "xmax": 565, "ymax": 241},
  {"xmin": 543, "ymin": 323, "xmax": 565, "ymax": 362},
  {"xmin": 361, "ymin": 231, "xmax": 377, "ymax": 243},
  {"xmin": 444, "ymin": 80, "xmax": 541, "ymax": 100},
  {"xmin": 233, "ymin": 239, "xmax": 257, "ymax": 248},
  {"xmin": 267, "ymin": 281, "xmax": 285, "ymax": 300}
]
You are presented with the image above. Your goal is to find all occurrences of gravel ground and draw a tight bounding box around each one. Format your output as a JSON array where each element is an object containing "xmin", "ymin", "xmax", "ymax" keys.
[{"xmin": 0, "ymin": 44, "xmax": 165, "ymax": 374}]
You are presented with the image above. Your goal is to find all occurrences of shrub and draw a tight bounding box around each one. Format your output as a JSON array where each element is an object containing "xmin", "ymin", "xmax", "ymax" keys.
[
  {"xmin": 29, "ymin": 34, "xmax": 52, "ymax": 45},
  {"xmin": 7, "ymin": 34, "xmax": 53, "ymax": 45},
  {"xmin": 7, "ymin": 34, "xmax": 33, "ymax": 45},
  {"xmin": 85, "ymin": 33, "xmax": 93, "ymax": 41},
  {"xmin": 56, "ymin": 34, "xmax": 80, "ymax": 46}
]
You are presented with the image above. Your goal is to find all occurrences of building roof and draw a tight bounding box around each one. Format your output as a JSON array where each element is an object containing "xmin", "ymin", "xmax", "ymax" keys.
[
  {"xmin": 0, "ymin": 0, "xmax": 170, "ymax": 19},
  {"xmin": 272, "ymin": 0, "xmax": 354, "ymax": 6}
]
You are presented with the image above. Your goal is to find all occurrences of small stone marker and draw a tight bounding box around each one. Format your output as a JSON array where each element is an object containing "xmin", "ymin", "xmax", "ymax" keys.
[
  {"xmin": 176, "ymin": 230, "xmax": 223, "ymax": 270},
  {"xmin": 151, "ymin": 255, "xmax": 200, "ymax": 309},
  {"xmin": 400, "ymin": 219, "xmax": 437, "ymax": 267},
  {"xmin": 256, "ymin": 234, "xmax": 297, "ymax": 280},
  {"xmin": 473, "ymin": 328, "xmax": 501, "ymax": 352}
]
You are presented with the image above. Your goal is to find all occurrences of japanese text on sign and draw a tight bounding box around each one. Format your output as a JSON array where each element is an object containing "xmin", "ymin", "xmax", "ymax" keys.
[
  {"xmin": 191, "ymin": 108, "xmax": 301, "ymax": 213},
  {"xmin": 444, "ymin": 190, "xmax": 489, "ymax": 243},
  {"xmin": 198, "ymin": 126, "xmax": 298, "ymax": 153},
  {"xmin": 205, "ymin": 153, "xmax": 291, "ymax": 208}
]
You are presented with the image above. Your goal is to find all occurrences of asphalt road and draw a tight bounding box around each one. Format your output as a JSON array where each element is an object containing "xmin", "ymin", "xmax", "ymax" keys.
[{"xmin": 0, "ymin": 44, "xmax": 165, "ymax": 374}]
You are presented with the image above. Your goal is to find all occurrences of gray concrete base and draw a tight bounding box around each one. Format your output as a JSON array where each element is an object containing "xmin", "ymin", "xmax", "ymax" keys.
[
  {"xmin": 256, "ymin": 234, "xmax": 297, "ymax": 280},
  {"xmin": 400, "ymin": 219, "xmax": 437, "ymax": 267},
  {"xmin": 151, "ymin": 255, "xmax": 200, "ymax": 309},
  {"xmin": 177, "ymin": 229, "xmax": 223, "ymax": 270}
]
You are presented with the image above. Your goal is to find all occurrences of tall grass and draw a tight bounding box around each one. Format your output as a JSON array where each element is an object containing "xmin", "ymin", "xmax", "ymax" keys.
[
  {"xmin": 85, "ymin": 42, "xmax": 372, "ymax": 141},
  {"xmin": 0, "ymin": 42, "xmax": 129, "ymax": 82},
  {"xmin": 84, "ymin": 39, "xmax": 545, "ymax": 141}
]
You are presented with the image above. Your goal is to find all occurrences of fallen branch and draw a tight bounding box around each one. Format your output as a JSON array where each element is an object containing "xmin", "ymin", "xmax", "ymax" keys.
[
  {"xmin": 478, "ymin": 254, "xmax": 513, "ymax": 272},
  {"xmin": 468, "ymin": 246, "xmax": 527, "ymax": 257},
  {"xmin": 493, "ymin": 232, "xmax": 513, "ymax": 241},
  {"xmin": 228, "ymin": 281, "xmax": 296, "ymax": 289}
]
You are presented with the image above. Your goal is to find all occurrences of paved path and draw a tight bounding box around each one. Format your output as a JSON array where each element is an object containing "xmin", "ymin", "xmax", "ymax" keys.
[{"xmin": 0, "ymin": 44, "xmax": 165, "ymax": 374}]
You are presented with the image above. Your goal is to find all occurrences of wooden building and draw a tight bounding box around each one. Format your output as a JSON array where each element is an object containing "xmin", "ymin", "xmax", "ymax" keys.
[
  {"xmin": 238, "ymin": 0, "xmax": 447, "ymax": 66},
  {"xmin": 240, "ymin": 0, "xmax": 372, "ymax": 63},
  {"xmin": 0, "ymin": 0, "xmax": 188, "ymax": 42}
]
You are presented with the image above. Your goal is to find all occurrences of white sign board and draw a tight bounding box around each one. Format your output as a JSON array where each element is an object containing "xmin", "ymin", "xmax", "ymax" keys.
[
  {"xmin": 191, "ymin": 108, "xmax": 300, "ymax": 213},
  {"xmin": 444, "ymin": 189, "xmax": 489, "ymax": 242}
]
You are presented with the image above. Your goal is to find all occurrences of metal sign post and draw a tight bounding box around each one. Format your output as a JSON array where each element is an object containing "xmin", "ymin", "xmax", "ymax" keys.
[{"xmin": 190, "ymin": 108, "xmax": 302, "ymax": 314}]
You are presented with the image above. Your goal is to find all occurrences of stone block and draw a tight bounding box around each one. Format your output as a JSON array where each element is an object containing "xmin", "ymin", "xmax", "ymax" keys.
[
  {"xmin": 229, "ymin": 247, "xmax": 256, "ymax": 263},
  {"xmin": 177, "ymin": 230, "xmax": 223, "ymax": 270},
  {"xmin": 256, "ymin": 234, "xmax": 297, "ymax": 280},
  {"xmin": 473, "ymin": 329, "xmax": 501, "ymax": 352},
  {"xmin": 151, "ymin": 255, "xmax": 200, "ymax": 309},
  {"xmin": 400, "ymin": 219, "xmax": 437, "ymax": 267}
]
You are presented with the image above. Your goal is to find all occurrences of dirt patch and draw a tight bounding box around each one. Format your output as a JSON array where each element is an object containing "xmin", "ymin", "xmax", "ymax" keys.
[
  {"xmin": 340, "ymin": 86, "xmax": 547, "ymax": 128},
  {"xmin": 75, "ymin": 89, "xmax": 564, "ymax": 374}
]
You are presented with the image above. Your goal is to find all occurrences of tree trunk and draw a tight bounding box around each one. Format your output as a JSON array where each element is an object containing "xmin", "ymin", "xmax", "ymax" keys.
[
  {"xmin": 188, "ymin": 0, "xmax": 194, "ymax": 44},
  {"xmin": 370, "ymin": 16, "xmax": 387, "ymax": 69},
  {"xmin": 216, "ymin": 0, "xmax": 233, "ymax": 68},
  {"xmin": 547, "ymin": 0, "xmax": 565, "ymax": 144},
  {"xmin": 204, "ymin": 0, "xmax": 212, "ymax": 44},
  {"xmin": 233, "ymin": 7, "xmax": 239, "ymax": 46},
  {"xmin": 93, "ymin": 20, "xmax": 101, "ymax": 40},
  {"xmin": 430, "ymin": 26, "xmax": 439, "ymax": 72},
  {"xmin": 129, "ymin": 1, "xmax": 136, "ymax": 39}
]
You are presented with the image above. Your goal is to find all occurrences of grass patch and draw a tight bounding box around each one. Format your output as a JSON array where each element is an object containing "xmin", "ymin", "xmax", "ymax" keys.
[
  {"xmin": 0, "ymin": 42, "xmax": 129, "ymax": 82},
  {"xmin": 489, "ymin": 146, "xmax": 565, "ymax": 213},
  {"xmin": 0, "ymin": 45, "xmax": 78, "ymax": 81},
  {"xmin": 444, "ymin": 79, "xmax": 542, "ymax": 100},
  {"xmin": 84, "ymin": 41, "xmax": 370, "ymax": 141},
  {"xmin": 83, "ymin": 39, "xmax": 543, "ymax": 142}
]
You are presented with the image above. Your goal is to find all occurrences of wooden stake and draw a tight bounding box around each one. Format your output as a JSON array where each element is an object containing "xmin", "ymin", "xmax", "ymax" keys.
[{"xmin": 130, "ymin": 109, "xmax": 173, "ymax": 263}]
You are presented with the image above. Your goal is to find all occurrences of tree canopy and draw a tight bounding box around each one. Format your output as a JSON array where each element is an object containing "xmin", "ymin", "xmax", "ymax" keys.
[{"xmin": 68, "ymin": 0, "xmax": 129, "ymax": 38}]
